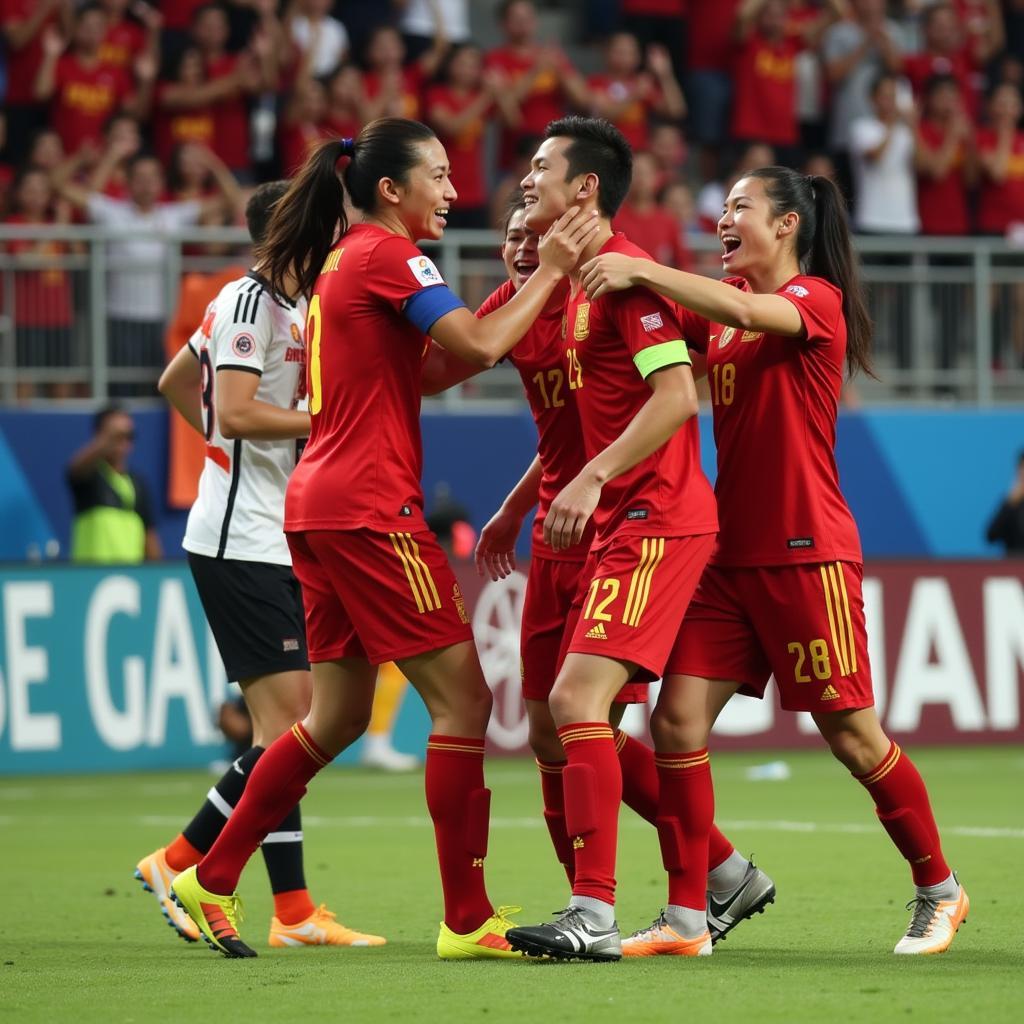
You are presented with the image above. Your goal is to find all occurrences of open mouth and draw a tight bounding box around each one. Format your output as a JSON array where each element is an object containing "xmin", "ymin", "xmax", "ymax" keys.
[
  {"xmin": 721, "ymin": 234, "xmax": 741, "ymax": 260},
  {"xmin": 434, "ymin": 207, "xmax": 449, "ymax": 227},
  {"xmin": 523, "ymin": 195, "xmax": 539, "ymax": 207},
  {"xmin": 513, "ymin": 259, "xmax": 538, "ymax": 282}
]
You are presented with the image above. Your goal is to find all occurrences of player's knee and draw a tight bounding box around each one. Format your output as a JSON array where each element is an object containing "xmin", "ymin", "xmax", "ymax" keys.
[
  {"xmin": 824, "ymin": 728, "xmax": 875, "ymax": 773},
  {"xmin": 650, "ymin": 702, "xmax": 707, "ymax": 751},
  {"xmin": 528, "ymin": 721, "xmax": 564, "ymax": 762}
]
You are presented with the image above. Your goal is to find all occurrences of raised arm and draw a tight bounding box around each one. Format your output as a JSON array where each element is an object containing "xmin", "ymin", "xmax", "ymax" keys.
[
  {"xmin": 33, "ymin": 24, "xmax": 65, "ymax": 101},
  {"xmin": 4, "ymin": 0, "xmax": 61, "ymax": 51},
  {"xmin": 581, "ymin": 254, "xmax": 806, "ymax": 337}
]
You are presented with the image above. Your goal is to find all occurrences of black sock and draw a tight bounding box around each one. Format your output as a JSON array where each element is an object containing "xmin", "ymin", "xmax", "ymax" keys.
[
  {"xmin": 260, "ymin": 803, "xmax": 307, "ymax": 894},
  {"xmin": 182, "ymin": 746, "xmax": 265, "ymax": 853}
]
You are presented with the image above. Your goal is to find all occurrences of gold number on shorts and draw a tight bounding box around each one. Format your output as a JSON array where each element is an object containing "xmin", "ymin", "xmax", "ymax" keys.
[
  {"xmin": 788, "ymin": 639, "xmax": 832, "ymax": 683},
  {"xmin": 583, "ymin": 577, "xmax": 620, "ymax": 622}
]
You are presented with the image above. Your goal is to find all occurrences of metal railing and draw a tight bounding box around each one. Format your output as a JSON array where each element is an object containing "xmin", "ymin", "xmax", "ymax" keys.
[{"xmin": 1, "ymin": 224, "xmax": 1023, "ymax": 404}]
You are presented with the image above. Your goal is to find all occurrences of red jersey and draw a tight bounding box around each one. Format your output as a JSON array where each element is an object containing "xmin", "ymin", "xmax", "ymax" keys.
[
  {"xmin": 681, "ymin": 275, "xmax": 862, "ymax": 567},
  {"xmin": 586, "ymin": 73, "xmax": 661, "ymax": 152},
  {"xmin": 687, "ymin": 0, "xmax": 740, "ymax": 72},
  {"xmin": 613, "ymin": 203, "xmax": 693, "ymax": 272},
  {"xmin": 160, "ymin": 0, "xmax": 206, "ymax": 31},
  {"xmin": 1, "ymin": 216, "xmax": 73, "ymax": 327},
  {"xmin": 477, "ymin": 280, "xmax": 594, "ymax": 560},
  {"xmin": 976, "ymin": 129, "xmax": 1024, "ymax": 234},
  {"xmin": 486, "ymin": 46, "xmax": 574, "ymax": 166},
  {"xmin": 563, "ymin": 233, "xmax": 716, "ymax": 548},
  {"xmin": 916, "ymin": 120, "xmax": 971, "ymax": 235},
  {"xmin": 731, "ymin": 33, "xmax": 801, "ymax": 145},
  {"xmin": 425, "ymin": 85, "xmax": 489, "ymax": 209},
  {"xmin": 280, "ymin": 120, "xmax": 334, "ymax": 177},
  {"xmin": 154, "ymin": 85, "xmax": 216, "ymax": 162},
  {"xmin": 205, "ymin": 54, "xmax": 249, "ymax": 170},
  {"xmin": 285, "ymin": 224, "xmax": 463, "ymax": 533},
  {"xmin": 363, "ymin": 66, "xmax": 425, "ymax": 121},
  {"xmin": 99, "ymin": 18, "xmax": 145, "ymax": 70},
  {"xmin": 903, "ymin": 50, "xmax": 980, "ymax": 119},
  {"xmin": 0, "ymin": 0, "xmax": 58, "ymax": 104},
  {"xmin": 51, "ymin": 56, "xmax": 132, "ymax": 153}
]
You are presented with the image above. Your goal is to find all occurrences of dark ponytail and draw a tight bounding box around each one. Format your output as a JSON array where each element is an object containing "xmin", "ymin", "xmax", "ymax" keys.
[
  {"xmin": 255, "ymin": 118, "xmax": 438, "ymax": 300},
  {"xmin": 746, "ymin": 166, "xmax": 875, "ymax": 379},
  {"xmin": 255, "ymin": 138, "xmax": 349, "ymax": 300}
]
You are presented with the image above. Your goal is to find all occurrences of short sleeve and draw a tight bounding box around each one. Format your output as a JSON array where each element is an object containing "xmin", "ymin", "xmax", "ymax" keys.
[
  {"xmin": 85, "ymin": 193, "xmax": 124, "ymax": 225},
  {"xmin": 368, "ymin": 235, "xmax": 465, "ymax": 330},
  {"xmin": 606, "ymin": 288, "xmax": 691, "ymax": 378},
  {"xmin": 776, "ymin": 278, "xmax": 841, "ymax": 346},
  {"xmin": 185, "ymin": 330, "xmax": 202, "ymax": 357},
  {"xmin": 212, "ymin": 292, "xmax": 273, "ymax": 375},
  {"xmin": 475, "ymin": 281, "xmax": 515, "ymax": 320},
  {"xmin": 677, "ymin": 306, "xmax": 711, "ymax": 355},
  {"xmin": 166, "ymin": 201, "xmax": 202, "ymax": 228}
]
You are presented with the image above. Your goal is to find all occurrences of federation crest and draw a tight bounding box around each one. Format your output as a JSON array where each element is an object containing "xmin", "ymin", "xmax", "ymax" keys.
[
  {"xmin": 718, "ymin": 326, "xmax": 737, "ymax": 349},
  {"xmin": 573, "ymin": 302, "xmax": 591, "ymax": 341}
]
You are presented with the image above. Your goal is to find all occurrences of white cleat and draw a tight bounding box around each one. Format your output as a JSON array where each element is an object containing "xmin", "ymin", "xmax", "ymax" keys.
[
  {"xmin": 893, "ymin": 883, "xmax": 969, "ymax": 955},
  {"xmin": 360, "ymin": 737, "xmax": 420, "ymax": 772}
]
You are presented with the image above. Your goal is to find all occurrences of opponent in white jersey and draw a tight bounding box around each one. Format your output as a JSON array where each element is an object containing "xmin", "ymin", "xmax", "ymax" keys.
[
  {"xmin": 138, "ymin": 181, "xmax": 385, "ymax": 953},
  {"xmin": 183, "ymin": 271, "xmax": 307, "ymax": 565}
]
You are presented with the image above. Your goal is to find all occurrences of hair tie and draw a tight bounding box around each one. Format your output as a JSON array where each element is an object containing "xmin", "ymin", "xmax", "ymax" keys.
[{"xmin": 340, "ymin": 137, "xmax": 355, "ymax": 158}]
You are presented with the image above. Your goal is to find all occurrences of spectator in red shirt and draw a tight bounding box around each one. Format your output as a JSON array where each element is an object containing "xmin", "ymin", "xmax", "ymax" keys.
[
  {"xmin": 34, "ymin": 3, "xmax": 156, "ymax": 156},
  {"xmin": 324, "ymin": 62, "xmax": 365, "ymax": 140},
  {"xmin": 731, "ymin": 0, "xmax": 805, "ymax": 158},
  {"xmin": 360, "ymin": 23, "xmax": 448, "ymax": 123},
  {"xmin": 280, "ymin": 73, "xmax": 333, "ymax": 177},
  {"xmin": 916, "ymin": 74, "xmax": 976, "ymax": 235},
  {"xmin": 98, "ymin": 0, "xmax": 159, "ymax": 71},
  {"xmin": 426, "ymin": 44, "xmax": 518, "ymax": 227},
  {"xmin": 485, "ymin": 0, "xmax": 589, "ymax": 169},
  {"xmin": 0, "ymin": 0, "xmax": 72, "ymax": 165},
  {"xmin": 1, "ymin": 167, "xmax": 76, "ymax": 400},
  {"xmin": 587, "ymin": 33, "xmax": 686, "ymax": 152},
  {"xmin": 613, "ymin": 150, "xmax": 693, "ymax": 271},
  {"xmin": 153, "ymin": 46, "xmax": 221, "ymax": 163},
  {"xmin": 902, "ymin": 2, "xmax": 994, "ymax": 120},
  {"xmin": 976, "ymin": 81, "xmax": 1024, "ymax": 235}
]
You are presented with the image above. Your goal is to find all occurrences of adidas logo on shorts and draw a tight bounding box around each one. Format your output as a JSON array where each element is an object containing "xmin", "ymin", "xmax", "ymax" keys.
[
  {"xmin": 820, "ymin": 684, "xmax": 840, "ymax": 701},
  {"xmin": 585, "ymin": 623, "xmax": 608, "ymax": 640}
]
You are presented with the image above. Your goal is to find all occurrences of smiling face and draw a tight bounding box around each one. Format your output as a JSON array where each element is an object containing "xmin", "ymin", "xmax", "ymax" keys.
[
  {"xmin": 520, "ymin": 136, "xmax": 580, "ymax": 232},
  {"xmin": 501, "ymin": 205, "xmax": 539, "ymax": 290},
  {"xmin": 718, "ymin": 175, "xmax": 796, "ymax": 276},
  {"xmin": 387, "ymin": 136, "xmax": 457, "ymax": 241}
]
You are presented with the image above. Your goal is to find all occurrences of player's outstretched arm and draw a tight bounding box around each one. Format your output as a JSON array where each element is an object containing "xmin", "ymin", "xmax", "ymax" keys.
[
  {"xmin": 580, "ymin": 254, "xmax": 806, "ymax": 338},
  {"xmin": 158, "ymin": 344, "xmax": 204, "ymax": 435},
  {"xmin": 475, "ymin": 455, "xmax": 542, "ymax": 581},
  {"xmin": 544, "ymin": 364, "xmax": 698, "ymax": 552},
  {"xmin": 420, "ymin": 341, "xmax": 483, "ymax": 395},
  {"xmin": 216, "ymin": 368, "xmax": 310, "ymax": 441},
  {"xmin": 429, "ymin": 208, "xmax": 599, "ymax": 367}
]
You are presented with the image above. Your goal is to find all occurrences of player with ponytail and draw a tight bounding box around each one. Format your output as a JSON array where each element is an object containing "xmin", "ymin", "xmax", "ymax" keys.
[{"xmin": 579, "ymin": 165, "xmax": 967, "ymax": 958}]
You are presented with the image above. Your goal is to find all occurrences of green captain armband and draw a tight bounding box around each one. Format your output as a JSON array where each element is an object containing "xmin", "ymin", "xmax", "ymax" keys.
[{"xmin": 632, "ymin": 339, "xmax": 691, "ymax": 378}]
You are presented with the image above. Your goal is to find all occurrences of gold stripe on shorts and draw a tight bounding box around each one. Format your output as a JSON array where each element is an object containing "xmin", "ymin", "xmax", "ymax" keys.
[
  {"xmin": 834, "ymin": 562, "xmax": 857, "ymax": 674},
  {"xmin": 389, "ymin": 532, "xmax": 441, "ymax": 613},
  {"xmin": 820, "ymin": 565, "xmax": 849, "ymax": 677},
  {"xmin": 625, "ymin": 537, "xmax": 665, "ymax": 627}
]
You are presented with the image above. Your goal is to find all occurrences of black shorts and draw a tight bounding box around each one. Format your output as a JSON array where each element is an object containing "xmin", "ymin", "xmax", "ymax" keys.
[{"xmin": 188, "ymin": 553, "xmax": 310, "ymax": 682}]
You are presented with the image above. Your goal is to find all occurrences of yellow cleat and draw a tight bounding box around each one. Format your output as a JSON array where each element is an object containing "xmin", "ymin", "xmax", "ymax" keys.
[
  {"xmin": 269, "ymin": 905, "xmax": 387, "ymax": 947},
  {"xmin": 134, "ymin": 847, "xmax": 201, "ymax": 943},
  {"xmin": 622, "ymin": 912, "xmax": 713, "ymax": 958},
  {"xmin": 437, "ymin": 905, "xmax": 525, "ymax": 960},
  {"xmin": 169, "ymin": 865, "xmax": 257, "ymax": 958},
  {"xmin": 894, "ymin": 884, "xmax": 969, "ymax": 955}
]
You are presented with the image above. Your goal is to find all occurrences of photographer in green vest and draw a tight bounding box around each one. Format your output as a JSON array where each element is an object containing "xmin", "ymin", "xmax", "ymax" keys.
[{"xmin": 66, "ymin": 404, "xmax": 163, "ymax": 563}]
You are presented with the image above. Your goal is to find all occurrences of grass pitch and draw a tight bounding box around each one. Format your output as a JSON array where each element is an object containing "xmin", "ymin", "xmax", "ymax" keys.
[{"xmin": 1, "ymin": 747, "xmax": 1021, "ymax": 1024}]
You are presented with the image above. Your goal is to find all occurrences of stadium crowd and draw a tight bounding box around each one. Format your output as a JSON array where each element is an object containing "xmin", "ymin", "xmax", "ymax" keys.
[{"xmin": 2, "ymin": 0, "xmax": 1024, "ymax": 394}]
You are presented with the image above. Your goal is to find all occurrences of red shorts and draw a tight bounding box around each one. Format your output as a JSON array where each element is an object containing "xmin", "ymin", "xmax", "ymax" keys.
[
  {"xmin": 287, "ymin": 529, "xmax": 473, "ymax": 665},
  {"xmin": 666, "ymin": 561, "xmax": 874, "ymax": 713},
  {"xmin": 524, "ymin": 555, "xmax": 647, "ymax": 704},
  {"xmin": 565, "ymin": 532, "xmax": 716, "ymax": 683}
]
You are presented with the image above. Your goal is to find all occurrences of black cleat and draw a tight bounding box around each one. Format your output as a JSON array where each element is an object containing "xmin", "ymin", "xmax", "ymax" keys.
[
  {"xmin": 506, "ymin": 908, "xmax": 622, "ymax": 963},
  {"xmin": 707, "ymin": 861, "xmax": 776, "ymax": 944}
]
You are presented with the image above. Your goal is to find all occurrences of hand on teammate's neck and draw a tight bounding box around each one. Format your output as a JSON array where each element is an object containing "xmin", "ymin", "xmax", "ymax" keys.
[{"xmin": 570, "ymin": 217, "xmax": 614, "ymax": 286}]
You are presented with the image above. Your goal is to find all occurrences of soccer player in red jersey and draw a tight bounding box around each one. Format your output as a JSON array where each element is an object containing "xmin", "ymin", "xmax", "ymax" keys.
[
  {"xmin": 437, "ymin": 197, "xmax": 774, "ymax": 944},
  {"xmin": 502, "ymin": 117, "xmax": 720, "ymax": 962},
  {"xmin": 580, "ymin": 165, "xmax": 969, "ymax": 957},
  {"xmin": 170, "ymin": 117, "xmax": 599, "ymax": 959}
]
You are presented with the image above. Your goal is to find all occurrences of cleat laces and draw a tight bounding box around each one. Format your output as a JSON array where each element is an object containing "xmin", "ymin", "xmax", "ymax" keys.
[
  {"xmin": 492, "ymin": 905, "xmax": 522, "ymax": 929},
  {"xmin": 903, "ymin": 896, "xmax": 940, "ymax": 939},
  {"xmin": 629, "ymin": 910, "xmax": 670, "ymax": 941}
]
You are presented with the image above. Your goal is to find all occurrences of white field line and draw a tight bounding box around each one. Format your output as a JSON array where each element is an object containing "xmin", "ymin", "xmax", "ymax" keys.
[{"xmin": 123, "ymin": 814, "xmax": 1024, "ymax": 839}]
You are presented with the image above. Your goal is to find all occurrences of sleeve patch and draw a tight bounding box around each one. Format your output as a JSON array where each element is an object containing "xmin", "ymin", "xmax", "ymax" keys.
[
  {"xmin": 231, "ymin": 332, "xmax": 256, "ymax": 358},
  {"xmin": 785, "ymin": 284, "xmax": 809, "ymax": 298},
  {"xmin": 406, "ymin": 255, "xmax": 445, "ymax": 288},
  {"xmin": 640, "ymin": 312, "xmax": 664, "ymax": 332},
  {"xmin": 633, "ymin": 339, "xmax": 692, "ymax": 378}
]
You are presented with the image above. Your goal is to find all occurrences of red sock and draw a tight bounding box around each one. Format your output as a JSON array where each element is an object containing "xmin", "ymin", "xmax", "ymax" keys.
[
  {"xmin": 855, "ymin": 741, "xmax": 951, "ymax": 886},
  {"xmin": 198, "ymin": 724, "xmax": 329, "ymax": 895},
  {"xmin": 615, "ymin": 729, "xmax": 734, "ymax": 872},
  {"xmin": 164, "ymin": 834, "xmax": 203, "ymax": 872},
  {"xmin": 656, "ymin": 749, "xmax": 714, "ymax": 912},
  {"xmin": 557, "ymin": 723, "xmax": 621, "ymax": 906},
  {"xmin": 537, "ymin": 759, "xmax": 573, "ymax": 884},
  {"xmin": 273, "ymin": 888, "xmax": 316, "ymax": 925},
  {"xmin": 424, "ymin": 735, "xmax": 494, "ymax": 934}
]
